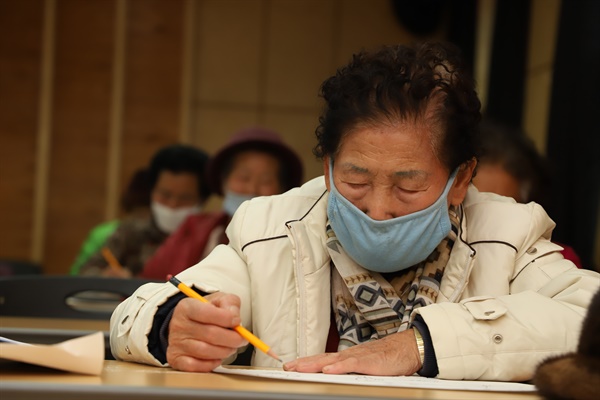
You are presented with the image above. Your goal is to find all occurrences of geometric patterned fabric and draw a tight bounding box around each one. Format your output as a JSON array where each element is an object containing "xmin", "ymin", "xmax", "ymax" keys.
[{"xmin": 328, "ymin": 207, "xmax": 460, "ymax": 350}]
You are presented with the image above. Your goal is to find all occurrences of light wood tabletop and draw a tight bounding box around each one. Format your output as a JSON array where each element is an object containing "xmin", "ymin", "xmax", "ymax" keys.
[
  {"xmin": 0, "ymin": 316, "xmax": 110, "ymax": 332},
  {"xmin": 0, "ymin": 360, "xmax": 542, "ymax": 400}
]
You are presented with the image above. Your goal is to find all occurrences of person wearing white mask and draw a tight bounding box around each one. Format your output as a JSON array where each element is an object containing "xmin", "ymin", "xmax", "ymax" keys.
[
  {"xmin": 141, "ymin": 127, "xmax": 303, "ymax": 280},
  {"xmin": 79, "ymin": 144, "xmax": 210, "ymax": 278}
]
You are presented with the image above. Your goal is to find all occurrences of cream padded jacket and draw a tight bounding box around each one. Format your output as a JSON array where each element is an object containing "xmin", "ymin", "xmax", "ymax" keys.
[{"xmin": 110, "ymin": 176, "xmax": 600, "ymax": 381}]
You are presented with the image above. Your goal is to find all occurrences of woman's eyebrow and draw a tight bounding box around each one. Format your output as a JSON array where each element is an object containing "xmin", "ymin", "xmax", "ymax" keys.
[
  {"xmin": 338, "ymin": 162, "xmax": 370, "ymax": 174},
  {"xmin": 338, "ymin": 163, "xmax": 429, "ymax": 180},
  {"xmin": 394, "ymin": 170, "xmax": 429, "ymax": 179}
]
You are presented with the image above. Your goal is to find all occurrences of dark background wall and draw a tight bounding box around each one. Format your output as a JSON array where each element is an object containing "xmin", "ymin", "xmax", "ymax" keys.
[{"xmin": 545, "ymin": 0, "xmax": 600, "ymax": 271}]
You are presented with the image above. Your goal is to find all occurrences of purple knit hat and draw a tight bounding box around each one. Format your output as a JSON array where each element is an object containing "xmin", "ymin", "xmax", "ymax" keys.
[{"xmin": 206, "ymin": 127, "xmax": 303, "ymax": 196}]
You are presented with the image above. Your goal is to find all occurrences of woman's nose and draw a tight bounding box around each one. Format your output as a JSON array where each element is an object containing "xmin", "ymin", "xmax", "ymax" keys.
[
  {"xmin": 251, "ymin": 182, "xmax": 262, "ymax": 196},
  {"xmin": 364, "ymin": 193, "xmax": 397, "ymax": 221},
  {"xmin": 365, "ymin": 208, "xmax": 394, "ymax": 221},
  {"xmin": 237, "ymin": 182, "xmax": 257, "ymax": 197},
  {"xmin": 163, "ymin": 197, "xmax": 180, "ymax": 209}
]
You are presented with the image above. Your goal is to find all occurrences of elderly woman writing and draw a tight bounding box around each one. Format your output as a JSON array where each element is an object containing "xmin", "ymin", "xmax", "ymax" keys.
[{"xmin": 110, "ymin": 42, "xmax": 599, "ymax": 381}]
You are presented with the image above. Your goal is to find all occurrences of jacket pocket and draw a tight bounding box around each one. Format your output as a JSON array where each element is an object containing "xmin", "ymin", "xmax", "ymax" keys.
[{"xmin": 461, "ymin": 296, "xmax": 507, "ymax": 320}]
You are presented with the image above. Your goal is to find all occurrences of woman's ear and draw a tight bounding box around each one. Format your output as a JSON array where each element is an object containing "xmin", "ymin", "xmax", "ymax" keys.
[{"xmin": 449, "ymin": 158, "xmax": 477, "ymax": 206}]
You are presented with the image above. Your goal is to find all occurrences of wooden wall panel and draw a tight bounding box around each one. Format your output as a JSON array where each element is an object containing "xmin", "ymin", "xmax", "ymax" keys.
[
  {"xmin": 264, "ymin": 110, "xmax": 323, "ymax": 182},
  {"xmin": 0, "ymin": 0, "xmax": 44, "ymax": 260},
  {"xmin": 120, "ymin": 0, "xmax": 185, "ymax": 184},
  {"xmin": 524, "ymin": 0, "xmax": 561, "ymax": 154},
  {"xmin": 44, "ymin": 0, "xmax": 116, "ymax": 274},
  {"xmin": 337, "ymin": 0, "xmax": 416, "ymax": 66},
  {"xmin": 196, "ymin": 0, "xmax": 263, "ymax": 106},
  {"xmin": 192, "ymin": 107, "xmax": 259, "ymax": 154},
  {"xmin": 265, "ymin": 0, "xmax": 336, "ymax": 109}
]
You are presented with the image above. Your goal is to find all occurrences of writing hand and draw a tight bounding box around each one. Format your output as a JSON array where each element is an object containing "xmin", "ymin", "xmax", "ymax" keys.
[
  {"xmin": 101, "ymin": 266, "xmax": 132, "ymax": 278},
  {"xmin": 166, "ymin": 292, "xmax": 248, "ymax": 372}
]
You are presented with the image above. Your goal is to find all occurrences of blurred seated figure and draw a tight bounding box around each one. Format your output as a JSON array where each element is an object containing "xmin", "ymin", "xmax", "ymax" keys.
[
  {"xmin": 69, "ymin": 168, "xmax": 151, "ymax": 275},
  {"xmin": 79, "ymin": 144, "xmax": 211, "ymax": 277},
  {"xmin": 141, "ymin": 127, "xmax": 303, "ymax": 280},
  {"xmin": 472, "ymin": 119, "xmax": 582, "ymax": 267}
]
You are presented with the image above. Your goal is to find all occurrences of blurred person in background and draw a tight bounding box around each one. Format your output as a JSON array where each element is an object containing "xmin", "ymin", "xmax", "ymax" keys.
[
  {"xmin": 79, "ymin": 144, "xmax": 211, "ymax": 277},
  {"xmin": 141, "ymin": 127, "xmax": 303, "ymax": 280},
  {"xmin": 69, "ymin": 168, "xmax": 151, "ymax": 275},
  {"xmin": 472, "ymin": 119, "xmax": 582, "ymax": 267}
]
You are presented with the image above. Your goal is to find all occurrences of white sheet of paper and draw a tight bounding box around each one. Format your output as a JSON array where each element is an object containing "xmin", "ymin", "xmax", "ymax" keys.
[
  {"xmin": 0, "ymin": 331, "xmax": 104, "ymax": 375},
  {"xmin": 214, "ymin": 366, "xmax": 536, "ymax": 392}
]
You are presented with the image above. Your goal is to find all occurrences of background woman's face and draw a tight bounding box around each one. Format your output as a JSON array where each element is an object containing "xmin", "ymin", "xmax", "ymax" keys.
[
  {"xmin": 151, "ymin": 171, "xmax": 201, "ymax": 209},
  {"xmin": 472, "ymin": 162, "xmax": 523, "ymax": 202},
  {"xmin": 324, "ymin": 121, "xmax": 463, "ymax": 221},
  {"xmin": 223, "ymin": 150, "xmax": 282, "ymax": 197}
]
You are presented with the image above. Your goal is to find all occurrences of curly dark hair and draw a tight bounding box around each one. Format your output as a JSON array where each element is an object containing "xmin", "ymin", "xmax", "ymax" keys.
[
  {"xmin": 313, "ymin": 41, "xmax": 481, "ymax": 172},
  {"xmin": 148, "ymin": 144, "xmax": 211, "ymax": 201}
]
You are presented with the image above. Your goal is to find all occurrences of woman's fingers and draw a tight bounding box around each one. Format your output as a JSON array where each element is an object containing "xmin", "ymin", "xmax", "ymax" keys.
[
  {"xmin": 166, "ymin": 293, "xmax": 249, "ymax": 372},
  {"xmin": 284, "ymin": 330, "xmax": 421, "ymax": 376},
  {"xmin": 167, "ymin": 353, "xmax": 223, "ymax": 373}
]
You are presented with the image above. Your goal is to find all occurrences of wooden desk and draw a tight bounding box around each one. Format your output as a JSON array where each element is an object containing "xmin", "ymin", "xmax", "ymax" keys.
[
  {"xmin": 0, "ymin": 316, "xmax": 111, "ymax": 358},
  {"xmin": 0, "ymin": 316, "xmax": 109, "ymax": 332},
  {"xmin": 0, "ymin": 360, "xmax": 541, "ymax": 400}
]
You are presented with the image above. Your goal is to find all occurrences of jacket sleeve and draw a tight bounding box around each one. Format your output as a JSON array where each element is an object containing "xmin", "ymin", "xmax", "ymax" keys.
[
  {"xmin": 109, "ymin": 241, "xmax": 253, "ymax": 366},
  {"xmin": 414, "ymin": 250, "xmax": 600, "ymax": 381}
]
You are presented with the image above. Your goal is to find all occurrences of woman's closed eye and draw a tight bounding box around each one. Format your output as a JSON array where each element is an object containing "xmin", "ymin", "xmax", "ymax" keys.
[
  {"xmin": 395, "ymin": 185, "xmax": 424, "ymax": 194},
  {"xmin": 394, "ymin": 185, "xmax": 430, "ymax": 202},
  {"xmin": 340, "ymin": 180, "xmax": 371, "ymax": 194},
  {"xmin": 346, "ymin": 182, "xmax": 369, "ymax": 189}
]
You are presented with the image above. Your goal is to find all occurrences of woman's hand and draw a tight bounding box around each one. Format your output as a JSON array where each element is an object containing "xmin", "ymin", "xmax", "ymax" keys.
[
  {"xmin": 101, "ymin": 266, "xmax": 132, "ymax": 278},
  {"xmin": 166, "ymin": 292, "xmax": 248, "ymax": 372},
  {"xmin": 283, "ymin": 329, "xmax": 422, "ymax": 376}
]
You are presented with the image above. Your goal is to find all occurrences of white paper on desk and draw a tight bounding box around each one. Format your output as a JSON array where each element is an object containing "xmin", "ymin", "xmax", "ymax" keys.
[
  {"xmin": 0, "ymin": 331, "xmax": 104, "ymax": 375},
  {"xmin": 214, "ymin": 366, "xmax": 536, "ymax": 392}
]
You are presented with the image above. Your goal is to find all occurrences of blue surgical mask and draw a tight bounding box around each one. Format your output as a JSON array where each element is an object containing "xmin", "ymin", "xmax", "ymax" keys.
[
  {"xmin": 327, "ymin": 161, "xmax": 457, "ymax": 273},
  {"xmin": 223, "ymin": 190, "xmax": 255, "ymax": 216}
]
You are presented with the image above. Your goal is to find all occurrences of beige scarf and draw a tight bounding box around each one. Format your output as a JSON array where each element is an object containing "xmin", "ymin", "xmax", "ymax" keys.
[{"xmin": 327, "ymin": 207, "xmax": 460, "ymax": 350}]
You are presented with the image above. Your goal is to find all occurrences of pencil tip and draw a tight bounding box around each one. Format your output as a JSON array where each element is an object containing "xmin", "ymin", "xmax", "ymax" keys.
[{"xmin": 267, "ymin": 349, "xmax": 282, "ymax": 363}]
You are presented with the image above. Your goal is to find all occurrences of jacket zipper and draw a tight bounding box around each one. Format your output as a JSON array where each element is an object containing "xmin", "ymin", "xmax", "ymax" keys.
[
  {"xmin": 449, "ymin": 204, "xmax": 477, "ymax": 302},
  {"xmin": 448, "ymin": 250, "xmax": 476, "ymax": 303},
  {"xmin": 287, "ymin": 222, "xmax": 308, "ymax": 357}
]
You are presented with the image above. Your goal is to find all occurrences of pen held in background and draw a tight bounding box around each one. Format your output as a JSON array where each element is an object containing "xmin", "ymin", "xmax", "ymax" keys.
[
  {"xmin": 168, "ymin": 276, "xmax": 282, "ymax": 363},
  {"xmin": 101, "ymin": 247, "xmax": 124, "ymax": 274}
]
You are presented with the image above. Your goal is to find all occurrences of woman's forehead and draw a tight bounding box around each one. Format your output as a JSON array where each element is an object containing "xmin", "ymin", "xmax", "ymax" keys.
[
  {"xmin": 338, "ymin": 122, "xmax": 436, "ymax": 156},
  {"xmin": 230, "ymin": 149, "xmax": 279, "ymax": 166},
  {"xmin": 333, "ymin": 122, "xmax": 446, "ymax": 175}
]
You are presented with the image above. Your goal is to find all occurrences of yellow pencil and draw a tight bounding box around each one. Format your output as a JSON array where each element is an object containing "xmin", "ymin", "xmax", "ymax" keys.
[
  {"xmin": 168, "ymin": 277, "xmax": 282, "ymax": 363},
  {"xmin": 101, "ymin": 247, "xmax": 124, "ymax": 273}
]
